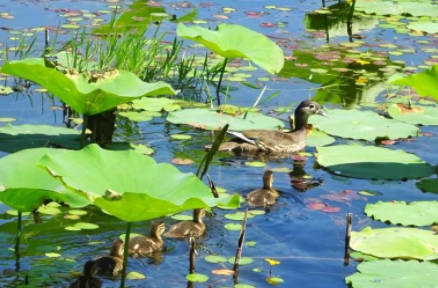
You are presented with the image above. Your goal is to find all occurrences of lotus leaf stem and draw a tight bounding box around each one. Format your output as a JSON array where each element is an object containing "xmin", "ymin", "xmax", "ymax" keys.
[
  {"xmin": 215, "ymin": 58, "xmax": 228, "ymax": 106},
  {"xmin": 120, "ymin": 222, "xmax": 131, "ymax": 288},
  {"xmin": 80, "ymin": 114, "xmax": 89, "ymax": 149},
  {"xmin": 14, "ymin": 211, "xmax": 22, "ymax": 271}
]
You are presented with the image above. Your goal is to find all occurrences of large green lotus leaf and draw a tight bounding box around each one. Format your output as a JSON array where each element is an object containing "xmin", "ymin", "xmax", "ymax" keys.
[
  {"xmin": 38, "ymin": 144, "xmax": 240, "ymax": 222},
  {"xmin": 351, "ymin": 226, "xmax": 438, "ymax": 260},
  {"xmin": 392, "ymin": 65, "xmax": 438, "ymax": 101},
  {"xmin": 365, "ymin": 201, "xmax": 438, "ymax": 226},
  {"xmin": 167, "ymin": 108, "xmax": 284, "ymax": 131},
  {"xmin": 416, "ymin": 178, "xmax": 438, "ymax": 194},
  {"xmin": 316, "ymin": 145, "xmax": 434, "ymax": 179},
  {"xmin": 0, "ymin": 148, "xmax": 88, "ymax": 212},
  {"xmin": 387, "ymin": 103, "xmax": 438, "ymax": 125},
  {"xmin": 1, "ymin": 58, "xmax": 176, "ymax": 115},
  {"xmin": 345, "ymin": 259, "xmax": 438, "ymax": 288},
  {"xmin": 355, "ymin": 1, "xmax": 438, "ymax": 17},
  {"xmin": 177, "ymin": 23, "xmax": 284, "ymax": 74},
  {"xmin": 309, "ymin": 109, "xmax": 419, "ymax": 141},
  {"xmin": 0, "ymin": 124, "xmax": 80, "ymax": 153},
  {"xmin": 306, "ymin": 129, "xmax": 335, "ymax": 147}
]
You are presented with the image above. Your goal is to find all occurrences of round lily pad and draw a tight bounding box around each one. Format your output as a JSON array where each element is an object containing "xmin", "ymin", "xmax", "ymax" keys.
[
  {"xmin": 245, "ymin": 161, "xmax": 266, "ymax": 168},
  {"xmin": 186, "ymin": 273, "xmax": 209, "ymax": 282},
  {"xmin": 167, "ymin": 109, "xmax": 284, "ymax": 131},
  {"xmin": 68, "ymin": 209, "xmax": 87, "ymax": 216},
  {"xmin": 170, "ymin": 134, "xmax": 192, "ymax": 140},
  {"xmin": 346, "ymin": 259, "xmax": 438, "ymax": 288},
  {"xmin": 225, "ymin": 212, "xmax": 255, "ymax": 221},
  {"xmin": 307, "ymin": 129, "xmax": 335, "ymax": 147},
  {"xmin": 74, "ymin": 222, "xmax": 99, "ymax": 230},
  {"xmin": 309, "ymin": 109, "xmax": 419, "ymax": 141},
  {"xmin": 228, "ymin": 257, "xmax": 253, "ymax": 265},
  {"xmin": 365, "ymin": 201, "xmax": 438, "ymax": 226},
  {"xmin": 126, "ymin": 271, "xmax": 146, "ymax": 280},
  {"xmin": 37, "ymin": 206, "xmax": 61, "ymax": 215},
  {"xmin": 65, "ymin": 226, "xmax": 81, "ymax": 231},
  {"xmin": 351, "ymin": 226, "xmax": 438, "ymax": 260},
  {"xmin": 0, "ymin": 118, "xmax": 16, "ymax": 123},
  {"xmin": 205, "ymin": 255, "xmax": 227, "ymax": 263},
  {"xmin": 171, "ymin": 214, "xmax": 193, "ymax": 221},
  {"xmin": 416, "ymin": 178, "xmax": 438, "ymax": 194},
  {"xmin": 387, "ymin": 103, "xmax": 438, "ymax": 125},
  {"xmin": 224, "ymin": 223, "xmax": 242, "ymax": 231},
  {"xmin": 316, "ymin": 145, "xmax": 434, "ymax": 179}
]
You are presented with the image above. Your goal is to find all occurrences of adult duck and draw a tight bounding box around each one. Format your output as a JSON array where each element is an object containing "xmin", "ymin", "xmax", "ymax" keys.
[
  {"xmin": 247, "ymin": 170, "xmax": 279, "ymax": 207},
  {"xmin": 207, "ymin": 100, "xmax": 327, "ymax": 154}
]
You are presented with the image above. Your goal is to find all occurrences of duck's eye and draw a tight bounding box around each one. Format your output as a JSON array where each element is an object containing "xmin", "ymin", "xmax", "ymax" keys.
[{"xmin": 308, "ymin": 104, "xmax": 315, "ymax": 109}]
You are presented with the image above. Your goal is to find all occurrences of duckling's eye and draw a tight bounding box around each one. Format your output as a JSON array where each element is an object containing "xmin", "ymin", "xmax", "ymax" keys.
[{"xmin": 308, "ymin": 104, "xmax": 315, "ymax": 109}]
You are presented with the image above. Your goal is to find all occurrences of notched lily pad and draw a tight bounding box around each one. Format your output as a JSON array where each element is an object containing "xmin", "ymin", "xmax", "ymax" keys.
[{"xmin": 388, "ymin": 103, "xmax": 438, "ymax": 125}]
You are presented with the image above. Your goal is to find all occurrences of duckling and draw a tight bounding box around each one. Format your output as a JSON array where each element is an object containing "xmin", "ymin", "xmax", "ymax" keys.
[
  {"xmin": 247, "ymin": 170, "xmax": 279, "ymax": 207},
  {"xmin": 128, "ymin": 221, "xmax": 166, "ymax": 258},
  {"xmin": 163, "ymin": 209, "xmax": 206, "ymax": 238},
  {"xmin": 95, "ymin": 239, "xmax": 124, "ymax": 276},
  {"xmin": 206, "ymin": 100, "xmax": 328, "ymax": 154},
  {"xmin": 69, "ymin": 260, "xmax": 102, "ymax": 288}
]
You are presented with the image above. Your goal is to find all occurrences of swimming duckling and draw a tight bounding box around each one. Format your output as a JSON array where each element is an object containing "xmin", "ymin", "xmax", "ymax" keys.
[
  {"xmin": 207, "ymin": 100, "xmax": 328, "ymax": 154},
  {"xmin": 95, "ymin": 239, "xmax": 124, "ymax": 276},
  {"xmin": 164, "ymin": 209, "xmax": 206, "ymax": 238},
  {"xmin": 69, "ymin": 260, "xmax": 102, "ymax": 288},
  {"xmin": 128, "ymin": 221, "xmax": 166, "ymax": 258},
  {"xmin": 246, "ymin": 170, "xmax": 279, "ymax": 207}
]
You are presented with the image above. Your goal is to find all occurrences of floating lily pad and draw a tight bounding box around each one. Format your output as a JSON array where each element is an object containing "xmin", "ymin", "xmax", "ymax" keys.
[
  {"xmin": 38, "ymin": 144, "xmax": 239, "ymax": 222},
  {"xmin": 167, "ymin": 109, "xmax": 284, "ymax": 131},
  {"xmin": 170, "ymin": 134, "xmax": 192, "ymax": 140},
  {"xmin": 2, "ymin": 58, "xmax": 176, "ymax": 115},
  {"xmin": 186, "ymin": 273, "xmax": 209, "ymax": 282},
  {"xmin": 346, "ymin": 259, "xmax": 438, "ymax": 288},
  {"xmin": 170, "ymin": 213, "xmax": 193, "ymax": 220},
  {"xmin": 316, "ymin": 145, "xmax": 434, "ymax": 180},
  {"xmin": 245, "ymin": 161, "xmax": 266, "ymax": 168},
  {"xmin": 132, "ymin": 97, "xmax": 181, "ymax": 112},
  {"xmin": 126, "ymin": 271, "xmax": 146, "ymax": 280},
  {"xmin": 224, "ymin": 223, "xmax": 242, "ymax": 231},
  {"xmin": 351, "ymin": 226, "xmax": 438, "ymax": 260},
  {"xmin": 74, "ymin": 222, "xmax": 99, "ymax": 230},
  {"xmin": 408, "ymin": 22, "xmax": 438, "ymax": 34},
  {"xmin": 0, "ymin": 118, "xmax": 16, "ymax": 123},
  {"xmin": 225, "ymin": 212, "xmax": 255, "ymax": 221},
  {"xmin": 37, "ymin": 206, "xmax": 61, "ymax": 215},
  {"xmin": 177, "ymin": 23, "xmax": 284, "ymax": 74},
  {"xmin": 355, "ymin": 1, "xmax": 438, "ymax": 17},
  {"xmin": 416, "ymin": 178, "xmax": 438, "ymax": 194},
  {"xmin": 387, "ymin": 103, "xmax": 438, "ymax": 125},
  {"xmin": 365, "ymin": 201, "xmax": 438, "ymax": 226},
  {"xmin": 307, "ymin": 129, "xmax": 335, "ymax": 147},
  {"xmin": 205, "ymin": 255, "xmax": 227, "ymax": 263},
  {"xmin": 118, "ymin": 111, "xmax": 152, "ymax": 122},
  {"xmin": 309, "ymin": 109, "xmax": 419, "ymax": 141},
  {"xmin": 228, "ymin": 256, "xmax": 253, "ymax": 265},
  {"xmin": 0, "ymin": 85, "xmax": 13, "ymax": 95},
  {"xmin": 0, "ymin": 124, "xmax": 80, "ymax": 153},
  {"xmin": 65, "ymin": 226, "xmax": 81, "ymax": 231}
]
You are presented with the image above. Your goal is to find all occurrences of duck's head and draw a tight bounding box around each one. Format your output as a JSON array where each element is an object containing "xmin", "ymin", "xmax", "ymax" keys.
[
  {"xmin": 262, "ymin": 170, "xmax": 274, "ymax": 189},
  {"xmin": 151, "ymin": 221, "xmax": 166, "ymax": 237},
  {"xmin": 111, "ymin": 239, "xmax": 124, "ymax": 257},
  {"xmin": 83, "ymin": 260, "xmax": 99, "ymax": 278},
  {"xmin": 296, "ymin": 100, "xmax": 328, "ymax": 118}
]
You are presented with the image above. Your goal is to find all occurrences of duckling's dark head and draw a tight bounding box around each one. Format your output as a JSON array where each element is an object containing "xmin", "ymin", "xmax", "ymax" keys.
[
  {"xmin": 151, "ymin": 221, "xmax": 166, "ymax": 237},
  {"xmin": 83, "ymin": 260, "xmax": 99, "ymax": 277},
  {"xmin": 296, "ymin": 100, "xmax": 328, "ymax": 118}
]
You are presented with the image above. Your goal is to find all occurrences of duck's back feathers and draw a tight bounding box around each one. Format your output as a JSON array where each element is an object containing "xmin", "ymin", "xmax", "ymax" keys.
[
  {"xmin": 128, "ymin": 235, "xmax": 163, "ymax": 257},
  {"xmin": 94, "ymin": 256, "xmax": 123, "ymax": 276},
  {"xmin": 246, "ymin": 188, "xmax": 279, "ymax": 207}
]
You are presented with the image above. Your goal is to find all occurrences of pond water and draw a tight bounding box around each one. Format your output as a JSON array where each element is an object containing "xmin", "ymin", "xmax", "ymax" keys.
[{"xmin": 0, "ymin": 0, "xmax": 438, "ymax": 287}]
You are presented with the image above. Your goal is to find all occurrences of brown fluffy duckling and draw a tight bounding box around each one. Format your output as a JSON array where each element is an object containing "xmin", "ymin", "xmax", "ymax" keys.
[
  {"xmin": 95, "ymin": 239, "xmax": 124, "ymax": 276},
  {"xmin": 207, "ymin": 100, "xmax": 328, "ymax": 154},
  {"xmin": 163, "ymin": 209, "xmax": 206, "ymax": 238},
  {"xmin": 69, "ymin": 260, "xmax": 102, "ymax": 288},
  {"xmin": 247, "ymin": 170, "xmax": 279, "ymax": 207},
  {"xmin": 128, "ymin": 221, "xmax": 166, "ymax": 258}
]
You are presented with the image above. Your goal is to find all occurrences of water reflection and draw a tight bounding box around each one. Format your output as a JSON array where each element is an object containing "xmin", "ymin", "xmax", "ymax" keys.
[{"xmin": 289, "ymin": 161, "xmax": 323, "ymax": 192}]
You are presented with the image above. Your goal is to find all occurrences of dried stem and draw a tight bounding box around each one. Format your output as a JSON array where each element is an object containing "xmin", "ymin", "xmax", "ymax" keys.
[
  {"xmin": 189, "ymin": 236, "xmax": 196, "ymax": 274},
  {"xmin": 344, "ymin": 213, "xmax": 353, "ymax": 266},
  {"xmin": 233, "ymin": 209, "xmax": 248, "ymax": 273}
]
